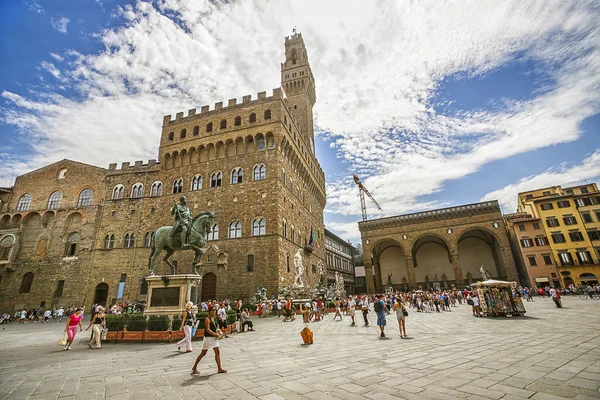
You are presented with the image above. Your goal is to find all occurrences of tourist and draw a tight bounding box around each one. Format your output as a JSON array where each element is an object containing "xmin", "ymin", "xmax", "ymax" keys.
[
  {"xmin": 43, "ymin": 309, "xmax": 51, "ymax": 323},
  {"xmin": 333, "ymin": 299, "xmax": 342, "ymax": 321},
  {"xmin": 393, "ymin": 300, "xmax": 407, "ymax": 338},
  {"xmin": 374, "ymin": 295, "xmax": 386, "ymax": 338},
  {"xmin": 86, "ymin": 306, "xmax": 105, "ymax": 349},
  {"xmin": 217, "ymin": 303, "xmax": 230, "ymax": 338},
  {"xmin": 191, "ymin": 307, "xmax": 227, "ymax": 375},
  {"xmin": 177, "ymin": 302, "xmax": 195, "ymax": 353},
  {"xmin": 361, "ymin": 295, "xmax": 370, "ymax": 326},
  {"xmin": 240, "ymin": 308, "xmax": 255, "ymax": 331},
  {"xmin": 550, "ymin": 287, "xmax": 562, "ymax": 308},
  {"xmin": 348, "ymin": 295, "xmax": 356, "ymax": 326},
  {"xmin": 275, "ymin": 299, "xmax": 282, "ymax": 318},
  {"xmin": 19, "ymin": 309, "xmax": 27, "ymax": 324},
  {"xmin": 299, "ymin": 303, "xmax": 313, "ymax": 344},
  {"xmin": 64, "ymin": 308, "xmax": 83, "ymax": 350},
  {"xmin": 472, "ymin": 294, "xmax": 481, "ymax": 317}
]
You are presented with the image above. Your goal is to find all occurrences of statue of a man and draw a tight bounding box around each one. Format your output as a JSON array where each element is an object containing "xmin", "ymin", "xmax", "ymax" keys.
[
  {"xmin": 170, "ymin": 196, "xmax": 192, "ymax": 248},
  {"xmin": 480, "ymin": 265, "xmax": 490, "ymax": 280},
  {"xmin": 293, "ymin": 249, "xmax": 304, "ymax": 288},
  {"xmin": 387, "ymin": 273, "xmax": 393, "ymax": 286}
]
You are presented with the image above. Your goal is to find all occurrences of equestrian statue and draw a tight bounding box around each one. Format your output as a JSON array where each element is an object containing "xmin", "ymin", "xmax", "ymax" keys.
[{"xmin": 148, "ymin": 196, "xmax": 214, "ymax": 275}]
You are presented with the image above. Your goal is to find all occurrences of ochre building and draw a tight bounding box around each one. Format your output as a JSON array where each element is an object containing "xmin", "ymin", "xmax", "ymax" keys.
[
  {"xmin": 358, "ymin": 201, "xmax": 519, "ymax": 292},
  {"xmin": 0, "ymin": 32, "xmax": 326, "ymax": 311},
  {"xmin": 517, "ymin": 183, "xmax": 600, "ymax": 287}
]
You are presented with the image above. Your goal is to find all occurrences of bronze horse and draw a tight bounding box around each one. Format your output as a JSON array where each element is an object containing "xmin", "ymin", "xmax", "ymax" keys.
[{"xmin": 148, "ymin": 210, "xmax": 214, "ymax": 275}]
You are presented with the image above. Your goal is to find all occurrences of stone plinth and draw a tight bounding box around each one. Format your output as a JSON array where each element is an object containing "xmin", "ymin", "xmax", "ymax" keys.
[{"xmin": 144, "ymin": 274, "xmax": 201, "ymax": 316}]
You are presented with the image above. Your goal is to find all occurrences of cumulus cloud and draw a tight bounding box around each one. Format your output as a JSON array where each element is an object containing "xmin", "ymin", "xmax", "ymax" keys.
[
  {"xmin": 51, "ymin": 17, "xmax": 70, "ymax": 34},
  {"xmin": 1, "ymin": 0, "xmax": 599, "ymax": 226},
  {"xmin": 481, "ymin": 151, "xmax": 600, "ymax": 213}
]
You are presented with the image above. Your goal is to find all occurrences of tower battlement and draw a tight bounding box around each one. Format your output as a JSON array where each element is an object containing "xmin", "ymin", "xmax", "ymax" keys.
[
  {"xmin": 107, "ymin": 159, "xmax": 160, "ymax": 174},
  {"xmin": 163, "ymin": 88, "xmax": 284, "ymax": 126}
]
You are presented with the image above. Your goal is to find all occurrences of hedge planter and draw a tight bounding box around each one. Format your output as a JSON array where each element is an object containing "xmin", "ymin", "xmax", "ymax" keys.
[
  {"xmin": 104, "ymin": 331, "xmax": 121, "ymax": 341},
  {"xmin": 143, "ymin": 331, "xmax": 170, "ymax": 342},
  {"xmin": 170, "ymin": 330, "xmax": 185, "ymax": 341},
  {"xmin": 122, "ymin": 330, "xmax": 144, "ymax": 342}
]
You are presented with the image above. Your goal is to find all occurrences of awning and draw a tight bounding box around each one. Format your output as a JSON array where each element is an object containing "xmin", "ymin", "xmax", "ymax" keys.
[{"xmin": 535, "ymin": 277, "xmax": 549, "ymax": 283}]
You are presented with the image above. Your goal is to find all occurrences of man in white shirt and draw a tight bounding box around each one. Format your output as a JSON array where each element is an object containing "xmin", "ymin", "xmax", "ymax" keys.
[
  {"xmin": 20, "ymin": 310, "xmax": 27, "ymax": 324},
  {"xmin": 276, "ymin": 300, "xmax": 282, "ymax": 318},
  {"xmin": 472, "ymin": 295, "xmax": 480, "ymax": 317},
  {"xmin": 217, "ymin": 304, "xmax": 230, "ymax": 338},
  {"xmin": 57, "ymin": 307, "xmax": 64, "ymax": 322},
  {"xmin": 348, "ymin": 296, "xmax": 356, "ymax": 326},
  {"xmin": 361, "ymin": 295, "xmax": 370, "ymax": 326},
  {"xmin": 43, "ymin": 309, "xmax": 51, "ymax": 323}
]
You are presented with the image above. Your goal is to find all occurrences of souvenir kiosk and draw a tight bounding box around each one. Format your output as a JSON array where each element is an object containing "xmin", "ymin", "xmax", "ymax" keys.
[{"xmin": 470, "ymin": 279, "xmax": 526, "ymax": 317}]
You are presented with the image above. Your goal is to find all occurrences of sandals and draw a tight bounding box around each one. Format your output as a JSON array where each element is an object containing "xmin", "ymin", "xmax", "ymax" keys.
[
  {"xmin": 218, "ymin": 370, "xmax": 227, "ymax": 373},
  {"xmin": 191, "ymin": 370, "xmax": 200, "ymax": 375}
]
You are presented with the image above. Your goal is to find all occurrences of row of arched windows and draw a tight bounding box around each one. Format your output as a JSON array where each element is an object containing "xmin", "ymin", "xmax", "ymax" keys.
[
  {"xmin": 167, "ymin": 110, "xmax": 272, "ymax": 141},
  {"xmin": 16, "ymin": 188, "xmax": 93, "ymax": 212},
  {"xmin": 101, "ymin": 219, "xmax": 266, "ymax": 249},
  {"xmin": 110, "ymin": 164, "xmax": 267, "ymax": 200}
]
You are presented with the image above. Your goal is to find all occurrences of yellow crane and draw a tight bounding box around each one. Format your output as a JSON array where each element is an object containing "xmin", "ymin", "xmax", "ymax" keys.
[{"xmin": 353, "ymin": 174, "xmax": 382, "ymax": 221}]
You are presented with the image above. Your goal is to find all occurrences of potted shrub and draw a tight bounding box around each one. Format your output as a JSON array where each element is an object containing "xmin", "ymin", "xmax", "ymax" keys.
[
  {"xmin": 170, "ymin": 314, "xmax": 184, "ymax": 341},
  {"xmin": 122, "ymin": 314, "xmax": 147, "ymax": 341},
  {"xmin": 144, "ymin": 315, "xmax": 170, "ymax": 341},
  {"xmin": 104, "ymin": 314, "xmax": 124, "ymax": 341}
]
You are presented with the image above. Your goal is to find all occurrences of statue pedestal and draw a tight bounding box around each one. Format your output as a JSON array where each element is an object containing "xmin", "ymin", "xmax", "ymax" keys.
[{"xmin": 144, "ymin": 274, "xmax": 202, "ymax": 316}]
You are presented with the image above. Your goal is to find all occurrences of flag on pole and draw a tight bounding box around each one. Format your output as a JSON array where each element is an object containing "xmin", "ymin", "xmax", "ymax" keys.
[{"xmin": 308, "ymin": 227, "xmax": 314, "ymax": 246}]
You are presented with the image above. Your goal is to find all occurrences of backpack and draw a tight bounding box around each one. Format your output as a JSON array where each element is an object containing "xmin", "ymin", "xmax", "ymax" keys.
[{"xmin": 373, "ymin": 300, "xmax": 383, "ymax": 313}]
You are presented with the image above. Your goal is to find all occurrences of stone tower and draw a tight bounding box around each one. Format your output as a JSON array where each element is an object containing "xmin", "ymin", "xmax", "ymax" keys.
[{"xmin": 281, "ymin": 31, "xmax": 317, "ymax": 155}]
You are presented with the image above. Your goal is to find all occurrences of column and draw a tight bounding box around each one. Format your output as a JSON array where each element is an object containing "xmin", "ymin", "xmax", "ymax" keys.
[
  {"xmin": 501, "ymin": 246, "xmax": 519, "ymax": 282},
  {"xmin": 365, "ymin": 262, "xmax": 375, "ymax": 293},
  {"xmin": 405, "ymin": 256, "xmax": 416, "ymax": 290},
  {"xmin": 451, "ymin": 251, "xmax": 464, "ymax": 287}
]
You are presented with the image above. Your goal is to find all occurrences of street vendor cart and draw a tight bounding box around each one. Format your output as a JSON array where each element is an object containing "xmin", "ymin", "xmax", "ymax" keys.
[{"xmin": 470, "ymin": 279, "xmax": 526, "ymax": 317}]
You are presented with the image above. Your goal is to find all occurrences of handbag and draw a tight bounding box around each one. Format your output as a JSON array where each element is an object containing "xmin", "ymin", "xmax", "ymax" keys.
[
  {"xmin": 101, "ymin": 326, "xmax": 108, "ymax": 340},
  {"xmin": 191, "ymin": 320, "xmax": 199, "ymax": 337},
  {"xmin": 58, "ymin": 333, "xmax": 68, "ymax": 346},
  {"xmin": 402, "ymin": 309, "xmax": 409, "ymax": 317}
]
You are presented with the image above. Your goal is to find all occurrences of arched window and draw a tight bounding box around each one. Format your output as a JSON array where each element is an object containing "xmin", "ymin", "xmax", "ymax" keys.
[
  {"xmin": 77, "ymin": 188, "xmax": 93, "ymax": 207},
  {"xmin": 206, "ymin": 122, "xmax": 213, "ymax": 132},
  {"xmin": 264, "ymin": 109, "xmax": 271, "ymax": 119},
  {"xmin": 210, "ymin": 172, "xmax": 222, "ymax": 187},
  {"xmin": 104, "ymin": 234, "xmax": 115, "ymax": 249},
  {"xmin": 131, "ymin": 184, "xmax": 143, "ymax": 199},
  {"xmin": 281, "ymin": 169, "xmax": 286, "ymax": 185},
  {"xmin": 291, "ymin": 225, "xmax": 295, "ymax": 242},
  {"xmin": 234, "ymin": 116, "xmax": 241, "ymax": 126},
  {"xmin": 47, "ymin": 190, "xmax": 63, "ymax": 210},
  {"xmin": 124, "ymin": 233, "xmax": 135, "ymax": 248},
  {"xmin": 207, "ymin": 224, "xmax": 219, "ymax": 241},
  {"xmin": 16, "ymin": 194, "xmax": 32, "ymax": 212},
  {"xmin": 168, "ymin": 132, "xmax": 174, "ymax": 141},
  {"xmin": 172, "ymin": 178, "xmax": 183, "ymax": 194},
  {"xmin": 19, "ymin": 272, "xmax": 34, "ymax": 294},
  {"xmin": 150, "ymin": 182, "xmax": 163, "ymax": 197},
  {"xmin": 112, "ymin": 185, "xmax": 124, "ymax": 200},
  {"xmin": 229, "ymin": 221, "xmax": 242, "ymax": 238},
  {"xmin": 220, "ymin": 119, "xmax": 227, "ymax": 129},
  {"xmin": 231, "ymin": 168, "xmax": 243, "ymax": 184},
  {"xmin": 249, "ymin": 113, "xmax": 256, "ymax": 123},
  {"xmin": 282, "ymin": 219, "xmax": 287, "ymax": 238},
  {"xmin": 180, "ymin": 129, "xmax": 187, "ymax": 139},
  {"xmin": 253, "ymin": 218, "xmax": 266, "ymax": 236},
  {"xmin": 291, "ymin": 47, "xmax": 297, "ymax": 64},
  {"xmin": 191, "ymin": 175, "xmax": 202, "ymax": 191},
  {"xmin": 0, "ymin": 235, "xmax": 15, "ymax": 261},
  {"xmin": 64, "ymin": 232, "xmax": 79, "ymax": 257},
  {"xmin": 193, "ymin": 126, "xmax": 199, "ymax": 136},
  {"xmin": 144, "ymin": 232, "xmax": 154, "ymax": 247},
  {"xmin": 254, "ymin": 164, "xmax": 266, "ymax": 180}
]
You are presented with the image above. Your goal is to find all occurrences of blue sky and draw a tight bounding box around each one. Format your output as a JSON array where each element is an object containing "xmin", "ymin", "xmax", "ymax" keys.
[{"xmin": 1, "ymin": 1, "xmax": 599, "ymax": 243}]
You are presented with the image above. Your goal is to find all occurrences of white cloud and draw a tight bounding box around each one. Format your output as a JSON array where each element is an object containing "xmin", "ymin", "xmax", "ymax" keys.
[
  {"xmin": 481, "ymin": 151, "xmax": 600, "ymax": 213},
  {"xmin": 1, "ymin": 0, "xmax": 599, "ymax": 221},
  {"xmin": 325, "ymin": 221, "xmax": 361, "ymax": 245},
  {"xmin": 51, "ymin": 17, "xmax": 70, "ymax": 34}
]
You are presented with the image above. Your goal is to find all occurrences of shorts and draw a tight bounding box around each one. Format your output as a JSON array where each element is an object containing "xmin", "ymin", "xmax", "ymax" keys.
[
  {"xmin": 396, "ymin": 313, "xmax": 405, "ymax": 321},
  {"xmin": 376, "ymin": 313, "xmax": 386, "ymax": 326},
  {"xmin": 202, "ymin": 336, "xmax": 219, "ymax": 350},
  {"xmin": 349, "ymin": 308, "xmax": 355, "ymax": 316}
]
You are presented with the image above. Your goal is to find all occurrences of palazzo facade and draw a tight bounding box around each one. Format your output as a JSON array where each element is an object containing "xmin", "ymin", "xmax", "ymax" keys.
[
  {"xmin": 359, "ymin": 201, "xmax": 519, "ymax": 292},
  {"xmin": 0, "ymin": 32, "xmax": 326, "ymax": 311}
]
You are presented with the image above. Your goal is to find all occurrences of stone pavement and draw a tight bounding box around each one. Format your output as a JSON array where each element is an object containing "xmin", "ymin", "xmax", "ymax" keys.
[{"xmin": 1, "ymin": 297, "xmax": 600, "ymax": 400}]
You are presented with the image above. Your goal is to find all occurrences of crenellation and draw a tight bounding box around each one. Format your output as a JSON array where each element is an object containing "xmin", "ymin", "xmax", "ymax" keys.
[
  {"xmin": 162, "ymin": 115, "xmax": 171, "ymax": 126},
  {"xmin": 108, "ymin": 163, "xmax": 117, "ymax": 170},
  {"xmin": 215, "ymin": 102, "xmax": 223, "ymax": 111},
  {"xmin": 121, "ymin": 162, "xmax": 130, "ymax": 170},
  {"xmin": 228, "ymin": 98, "xmax": 237, "ymax": 107},
  {"xmin": 242, "ymin": 95, "xmax": 251, "ymax": 103},
  {"xmin": 188, "ymin": 108, "xmax": 196, "ymax": 116},
  {"xmin": 258, "ymin": 91, "xmax": 266, "ymax": 100},
  {"xmin": 176, "ymin": 112, "xmax": 184, "ymax": 120},
  {"xmin": 201, "ymin": 105, "xmax": 209, "ymax": 114}
]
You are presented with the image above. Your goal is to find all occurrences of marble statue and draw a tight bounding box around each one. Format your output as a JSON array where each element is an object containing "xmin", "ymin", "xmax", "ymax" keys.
[
  {"xmin": 387, "ymin": 273, "xmax": 393, "ymax": 286},
  {"xmin": 318, "ymin": 261, "xmax": 325, "ymax": 284},
  {"xmin": 148, "ymin": 205, "xmax": 214, "ymax": 275},
  {"xmin": 480, "ymin": 265, "xmax": 491, "ymax": 280},
  {"xmin": 293, "ymin": 248, "xmax": 304, "ymax": 288}
]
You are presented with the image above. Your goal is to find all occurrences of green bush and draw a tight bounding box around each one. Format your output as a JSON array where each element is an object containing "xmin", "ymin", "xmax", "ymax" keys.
[
  {"xmin": 226, "ymin": 310, "xmax": 236, "ymax": 325},
  {"xmin": 147, "ymin": 315, "xmax": 169, "ymax": 331},
  {"xmin": 122, "ymin": 314, "xmax": 147, "ymax": 331},
  {"xmin": 327, "ymin": 301, "xmax": 336, "ymax": 308},
  {"xmin": 106, "ymin": 314, "xmax": 124, "ymax": 331},
  {"xmin": 171, "ymin": 315, "xmax": 182, "ymax": 331}
]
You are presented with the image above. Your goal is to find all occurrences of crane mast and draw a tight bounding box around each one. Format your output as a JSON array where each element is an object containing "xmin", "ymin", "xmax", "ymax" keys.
[{"xmin": 353, "ymin": 174, "xmax": 382, "ymax": 221}]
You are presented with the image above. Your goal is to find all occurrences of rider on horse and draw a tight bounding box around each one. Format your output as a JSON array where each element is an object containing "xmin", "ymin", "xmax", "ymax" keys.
[{"xmin": 170, "ymin": 196, "xmax": 192, "ymax": 249}]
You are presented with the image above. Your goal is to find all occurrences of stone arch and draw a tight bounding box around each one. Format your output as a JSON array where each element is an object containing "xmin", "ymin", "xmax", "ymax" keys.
[
  {"xmin": 180, "ymin": 149, "xmax": 188, "ymax": 166},
  {"xmin": 457, "ymin": 228, "xmax": 504, "ymax": 280},
  {"xmin": 255, "ymin": 133, "xmax": 265, "ymax": 151},
  {"xmin": 206, "ymin": 143, "xmax": 216, "ymax": 160},
  {"xmin": 215, "ymin": 141, "xmax": 226, "ymax": 159},
  {"xmin": 66, "ymin": 212, "xmax": 83, "ymax": 227},
  {"xmin": 162, "ymin": 153, "xmax": 171, "ymax": 169},
  {"xmin": 188, "ymin": 147, "xmax": 197, "ymax": 164},
  {"xmin": 412, "ymin": 234, "xmax": 454, "ymax": 285},
  {"xmin": 41, "ymin": 211, "xmax": 55, "ymax": 228},
  {"xmin": 198, "ymin": 145, "xmax": 207, "ymax": 162},
  {"xmin": 371, "ymin": 239, "xmax": 408, "ymax": 291},
  {"xmin": 235, "ymin": 137, "xmax": 245, "ymax": 155},
  {"xmin": 245, "ymin": 135, "xmax": 255, "ymax": 153},
  {"xmin": 201, "ymin": 272, "xmax": 217, "ymax": 301},
  {"xmin": 172, "ymin": 151, "xmax": 180, "ymax": 168},
  {"xmin": 11, "ymin": 214, "xmax": 22, "ymax": 226},
  {"xmin": 22, "ymin": 212, "xmax": 41, "ymax": 226},
  {"xmin": 0, "ymin": 215, "xmax": 10, "ymax": 228}
]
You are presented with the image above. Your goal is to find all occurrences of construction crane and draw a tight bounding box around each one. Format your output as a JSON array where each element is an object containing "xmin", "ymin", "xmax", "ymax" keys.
[{"xmin": 353, "ymin": 174, "xmax": 382, "ymax": 221}]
